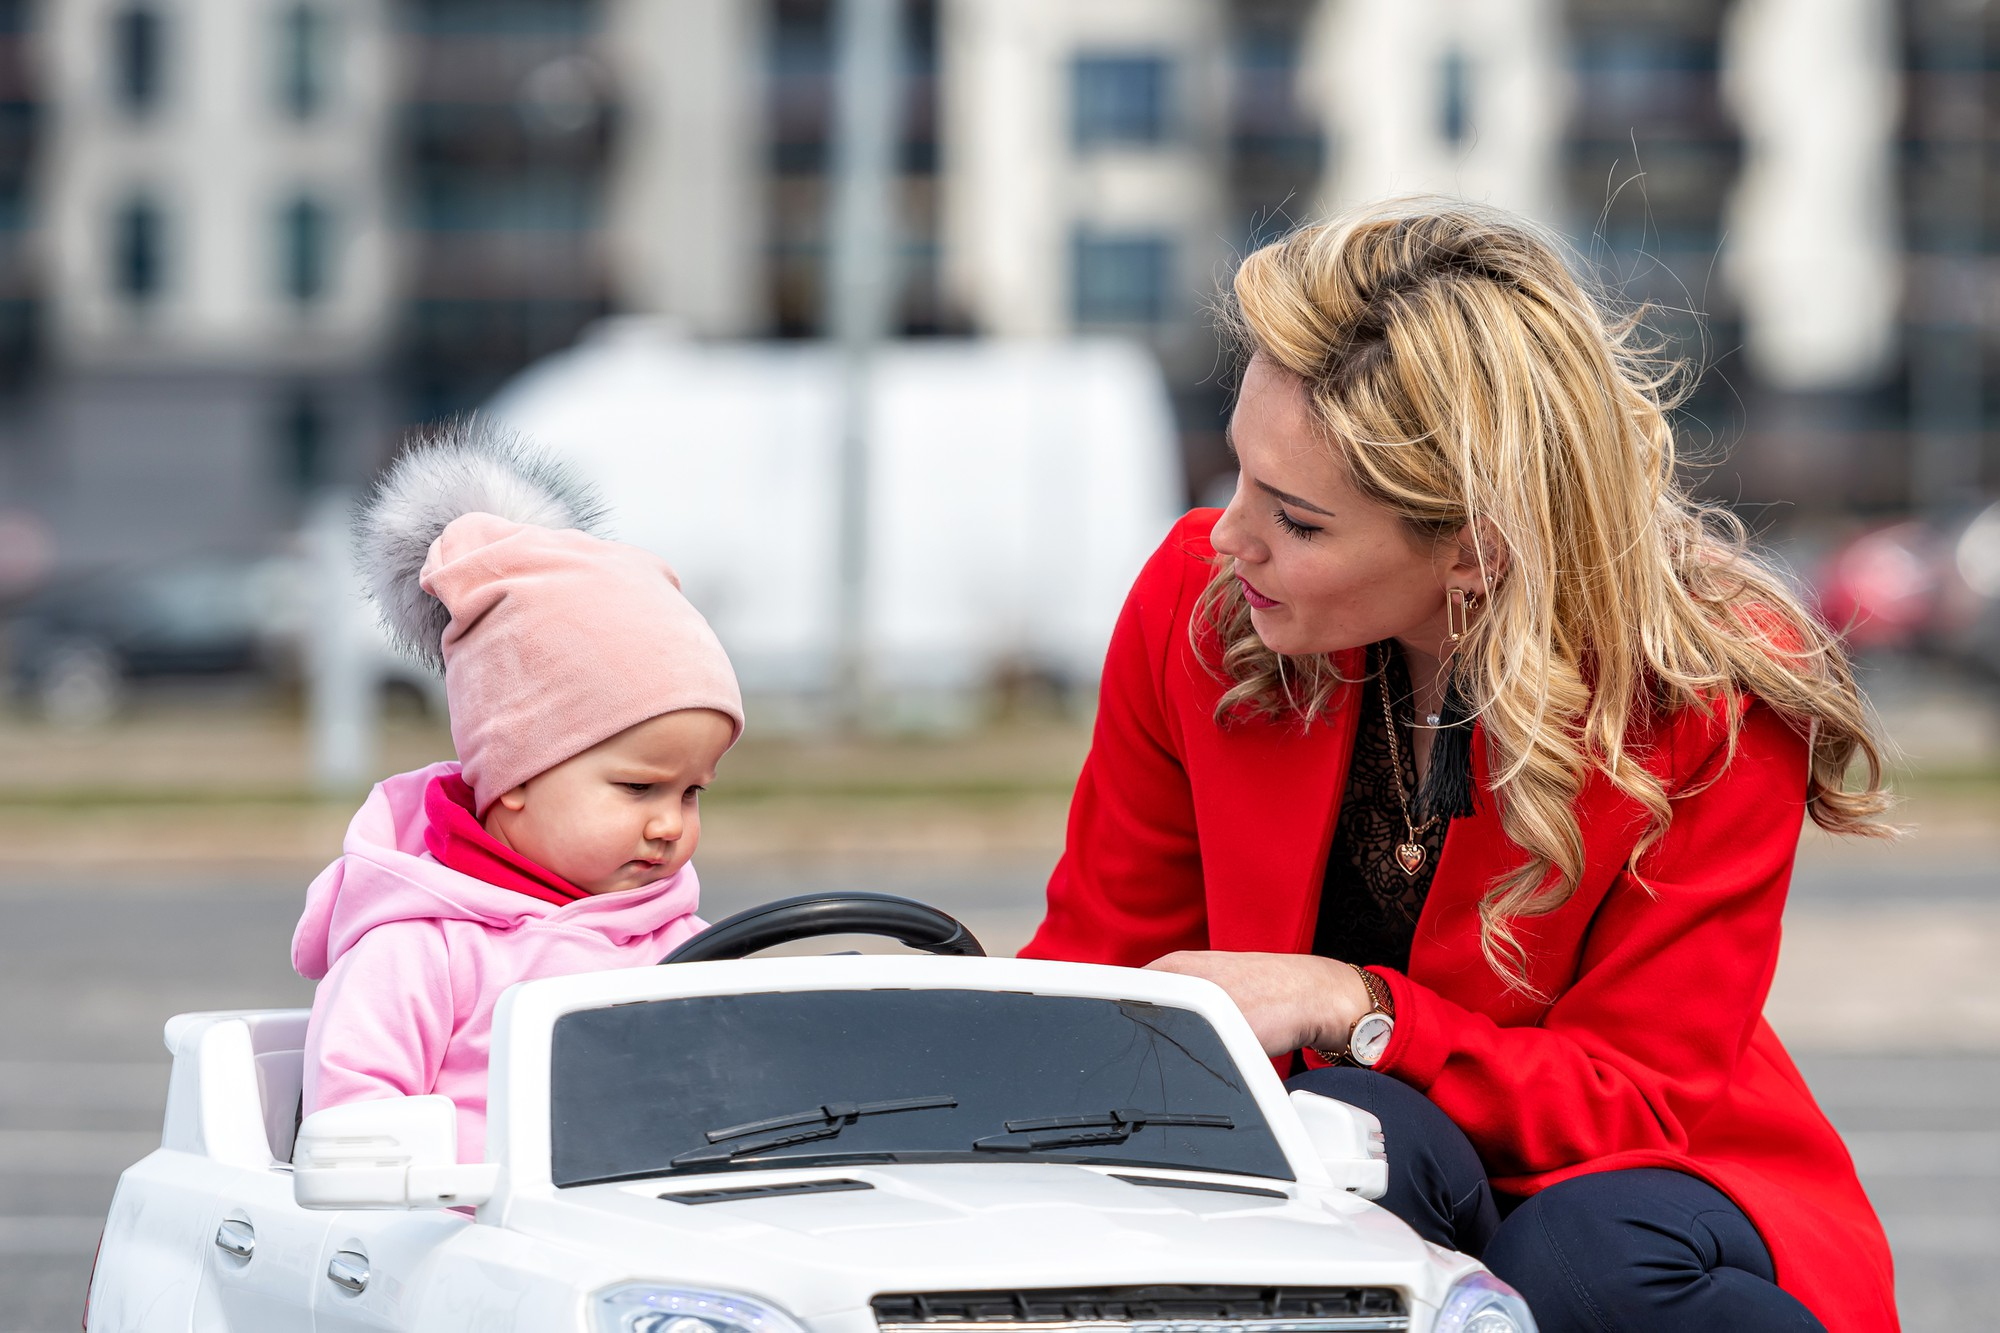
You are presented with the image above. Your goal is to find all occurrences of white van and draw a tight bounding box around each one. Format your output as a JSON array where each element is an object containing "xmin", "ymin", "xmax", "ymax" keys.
[{"xmin": 486, "ymin": 321, "xmax": 1187, "ymax": 717}]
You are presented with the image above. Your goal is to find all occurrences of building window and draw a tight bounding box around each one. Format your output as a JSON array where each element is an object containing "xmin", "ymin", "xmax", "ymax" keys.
[
  {"xmin": 406, "ymin": 0, "xmax": 595, "ymax": 35},
  {"xmin": 1072, "ymin": 55, "xmax": 1170, "ymax": 148},
  {"xmin": 414, "ymin": 170, "xmax": 597, "ymax": 231},
  {"xmin": 113, "ymin": 5, "xmax": 164, "ymax": 114},
  {"xmin": 1073, "ymin": 232, "xmax": 1171, "ymax": 325},
  {"xmin": 1438, "ymin": 49, "xmax": 1471, "ymax": 147},
  {"xmin": 0, "ymin": 178, "xmax": 27, "ymax": 233},
  {"xmin": 114, "ymin": 196, "xmax": 165, "ymax": 304},
  {"xmin": 277, "ymin": 386, "xmax": 327, "ymax": 496},
  {"xmin": 280, "ymin": 195, "xmax": 331, "ymax": 304},
  {"xmin": 278, "ymin": 4, "xmax": 332, "ymax": 120}
]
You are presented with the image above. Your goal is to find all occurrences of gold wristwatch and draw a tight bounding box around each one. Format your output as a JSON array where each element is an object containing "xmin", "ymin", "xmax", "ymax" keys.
[{"xmin": 1314, "ymin": 965, "xmax": 1396, "ymax": 1067}]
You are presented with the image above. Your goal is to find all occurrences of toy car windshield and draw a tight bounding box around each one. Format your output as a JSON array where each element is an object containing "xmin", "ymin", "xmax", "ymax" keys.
[{"xmin": 550, "ymin": 989, "xmax": 1293, "ymax": 1187}]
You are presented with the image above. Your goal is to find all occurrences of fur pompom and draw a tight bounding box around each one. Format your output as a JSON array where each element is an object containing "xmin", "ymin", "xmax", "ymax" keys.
[{"xmin": 354, "ymin": 417, "xmax": 609, "ymax": 672}]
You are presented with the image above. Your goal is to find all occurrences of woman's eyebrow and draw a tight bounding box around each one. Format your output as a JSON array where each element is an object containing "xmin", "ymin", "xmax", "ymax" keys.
[
  {"xmin": 1254, "ymin": 478, "xmax": 1337, "ymax": 517},
  {"xmin": 1225, "ymin": 425, "xmax": 1338, "ymax": 516}
]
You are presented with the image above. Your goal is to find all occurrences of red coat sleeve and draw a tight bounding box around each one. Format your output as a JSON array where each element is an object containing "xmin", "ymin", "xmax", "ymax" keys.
[
  {"xmin": 1372, "ymin": 699, "xmax": 1808, "ymax": 1181},
  {"xmin": 1020, "ymin": 520, "xmax": 1210, "ymax": 966}
]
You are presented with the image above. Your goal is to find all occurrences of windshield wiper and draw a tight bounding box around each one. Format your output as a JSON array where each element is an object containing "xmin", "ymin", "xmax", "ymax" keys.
[
  {"xmin": 971, "ymin": 1107, "xmax": 1235, "ymax": 1153},
  {"xmin": 670, "ymin": 1094, "xmax": 957, "ymax": 1167}
]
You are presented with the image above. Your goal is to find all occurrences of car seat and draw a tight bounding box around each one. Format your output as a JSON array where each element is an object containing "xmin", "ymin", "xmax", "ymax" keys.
[{"xmin": 161, "ymin": 1010, "xmax": 310, "ymax": 1167}]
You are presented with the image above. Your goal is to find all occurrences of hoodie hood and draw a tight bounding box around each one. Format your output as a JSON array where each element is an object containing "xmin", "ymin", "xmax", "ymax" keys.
[{"xmin": 293, "ymin": 760, "xmax": 702, "ymax": 980}]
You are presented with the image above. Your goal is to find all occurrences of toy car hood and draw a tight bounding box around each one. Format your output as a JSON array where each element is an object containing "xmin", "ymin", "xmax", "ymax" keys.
[{"xmin": 507, "ymin": 1160, "xmax": 1448, "ymax": 1317}]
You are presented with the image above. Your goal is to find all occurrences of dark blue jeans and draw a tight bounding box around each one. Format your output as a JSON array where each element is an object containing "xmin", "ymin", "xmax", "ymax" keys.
[{"xmin": 1289, "ymin": 1067, "xmax": 1828, "ymax": 1333}]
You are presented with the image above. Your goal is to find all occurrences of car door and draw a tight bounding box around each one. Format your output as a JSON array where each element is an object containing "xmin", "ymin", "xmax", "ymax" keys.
[
  {"xmin": 197, "ymin": 1164, "xmax": 327, "ymax": 1332},
  {"xmin": 311, "ymin": 1210, "xmax": 473, "ymax": 1332}
]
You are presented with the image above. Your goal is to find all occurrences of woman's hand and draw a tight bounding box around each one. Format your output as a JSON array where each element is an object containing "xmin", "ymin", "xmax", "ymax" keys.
[{"xmin": 1146, "ymin": 950, "xmax": 1373, "ymax": 1057}]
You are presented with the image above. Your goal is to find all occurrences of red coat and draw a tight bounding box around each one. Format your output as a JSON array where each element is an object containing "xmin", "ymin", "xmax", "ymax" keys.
[{"xmin": 1024, "ymin": 511, "xmax": 1897, "ymax": 1333}]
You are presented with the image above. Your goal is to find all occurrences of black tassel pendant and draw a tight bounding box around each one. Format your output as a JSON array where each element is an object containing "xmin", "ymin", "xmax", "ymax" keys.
[{"xmin": 1416, "ymin": 672, "xmax": 1478, "ymax": 824}]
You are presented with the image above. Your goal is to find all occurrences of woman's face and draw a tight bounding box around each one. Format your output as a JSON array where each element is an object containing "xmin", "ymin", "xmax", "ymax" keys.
[{"xmin": 1211, "ymin": 355, "xmax": 1456, "ymax": 660}]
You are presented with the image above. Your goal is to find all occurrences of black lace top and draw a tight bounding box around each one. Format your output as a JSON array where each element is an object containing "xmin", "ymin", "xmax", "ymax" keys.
[{"xmin": 1310, "ymin": 643, "xmax": 1474, "ymax": 973}]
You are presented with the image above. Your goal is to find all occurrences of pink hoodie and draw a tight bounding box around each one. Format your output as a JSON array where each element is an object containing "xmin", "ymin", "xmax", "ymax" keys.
[{"xmin": 293, "ymin": 760, "xmax": 706, "ymax": 1163}]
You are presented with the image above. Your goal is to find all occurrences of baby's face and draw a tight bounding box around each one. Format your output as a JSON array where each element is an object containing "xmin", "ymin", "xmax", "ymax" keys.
[{"xmin": 483, "ymin": 708, "xmax": 735, "ymax": 895}]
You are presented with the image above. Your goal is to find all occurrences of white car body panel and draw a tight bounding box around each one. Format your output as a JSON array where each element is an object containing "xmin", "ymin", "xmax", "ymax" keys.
[{"xmin": 88, "ymin": 954, "xmax": 1494, "ymax": 1333}]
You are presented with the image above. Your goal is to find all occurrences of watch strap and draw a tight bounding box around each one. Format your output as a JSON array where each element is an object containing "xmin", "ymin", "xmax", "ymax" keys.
[{"xmin": 1356, "ymin": 965, "xmax": 1394, "ymax": 1019}]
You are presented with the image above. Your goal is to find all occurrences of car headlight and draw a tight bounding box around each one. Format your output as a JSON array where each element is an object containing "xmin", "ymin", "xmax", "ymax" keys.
[
  {"xmin": 595, "ymin": 1286, "xmax": 811, "ymax": 1333},
  {"xmin": 1434, "ymin": 1271, "xmax": 1537, "ymax": 1333}
]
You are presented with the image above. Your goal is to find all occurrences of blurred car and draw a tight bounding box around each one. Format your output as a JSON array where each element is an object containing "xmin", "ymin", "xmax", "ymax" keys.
[
  {"xmin": 4, "ymin": 552, "xmax": 442, "ymax": 724},
  {"xmin": 5, "ymin": 556, "xmax": 283, "ymax": 723},
  {"xmin": 1813, "ymin": 501, "xmax": 2000, "ymax": 677}
]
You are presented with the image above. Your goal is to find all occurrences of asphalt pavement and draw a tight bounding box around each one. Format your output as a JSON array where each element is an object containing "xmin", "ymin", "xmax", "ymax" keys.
[{"xmin": 2, "ymin": 859, "xmax": 1995, "ymax": 1332}]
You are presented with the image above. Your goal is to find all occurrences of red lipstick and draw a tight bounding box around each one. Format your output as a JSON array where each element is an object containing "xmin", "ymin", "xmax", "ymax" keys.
[{"xmin": 1238, "ymin": 576, "xmax": 1279, "ymax": 610}]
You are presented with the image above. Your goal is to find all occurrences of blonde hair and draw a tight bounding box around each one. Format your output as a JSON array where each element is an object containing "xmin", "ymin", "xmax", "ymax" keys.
[{"xmin": 1202, "ymin": 199, "xmax": 1893, "ymax": 987}]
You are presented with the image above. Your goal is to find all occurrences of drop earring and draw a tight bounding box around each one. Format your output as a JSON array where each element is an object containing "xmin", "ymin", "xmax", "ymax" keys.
[
  {"xmin": 1444, "ymin": 588, "xmax": 1475, "ymax": 656},
  {"xmin": 1432, "ymin": 588, "xmax": 1478, "ymax": 727}
]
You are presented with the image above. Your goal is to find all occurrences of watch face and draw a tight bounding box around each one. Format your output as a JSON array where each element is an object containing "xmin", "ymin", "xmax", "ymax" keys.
[{"xmin": 1351, "ymin": 1013, "xmax": 1394, "ymax": 1066}]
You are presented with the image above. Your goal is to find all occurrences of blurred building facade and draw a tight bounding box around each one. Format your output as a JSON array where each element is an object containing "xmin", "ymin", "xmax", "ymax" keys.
[
  {"xmin": 33, "ymin": 0, "xmax": 396, "ymax": 569},
  {"xmin": 0, "ymin": 0, "xmax": 1985, "ymax": 573}
]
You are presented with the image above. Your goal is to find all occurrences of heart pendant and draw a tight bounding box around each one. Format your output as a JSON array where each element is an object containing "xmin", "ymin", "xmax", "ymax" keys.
[{"xmin": 1394, "ymin": 842, "xmax": 1426, "ymax": 877}]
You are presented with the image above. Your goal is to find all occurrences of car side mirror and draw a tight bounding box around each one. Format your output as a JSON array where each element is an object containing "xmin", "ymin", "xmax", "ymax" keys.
[
  {"xmin": 293, "ymin": 1095, "xmax": 499, "ymax": 1211},
  {"xmin": 1288, "ymin": 1089, "xmax": 1388, "ymax": 1200}
]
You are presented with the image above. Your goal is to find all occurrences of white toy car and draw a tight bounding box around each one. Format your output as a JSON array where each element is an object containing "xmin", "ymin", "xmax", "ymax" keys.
[{"xmin": 84, "ymin": 893, "xmax": 1536, "ymax": 1333}]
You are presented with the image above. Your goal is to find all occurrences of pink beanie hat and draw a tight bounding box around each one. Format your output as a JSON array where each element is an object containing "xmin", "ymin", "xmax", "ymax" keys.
[{"xmin": 359, "ymin": 422, "xmax": 743, "ymax": 813}]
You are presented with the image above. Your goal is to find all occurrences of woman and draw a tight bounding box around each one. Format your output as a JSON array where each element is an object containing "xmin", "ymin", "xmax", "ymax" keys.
[{"xmin": 1023, "ymin": 201, "xmax": 1898, "ymax": 1333}]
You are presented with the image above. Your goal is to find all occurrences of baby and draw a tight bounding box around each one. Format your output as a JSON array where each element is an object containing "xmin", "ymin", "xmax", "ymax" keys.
[{"xmin": 292, "ymin": 423, "xmax": 741, "ymax": 1164}]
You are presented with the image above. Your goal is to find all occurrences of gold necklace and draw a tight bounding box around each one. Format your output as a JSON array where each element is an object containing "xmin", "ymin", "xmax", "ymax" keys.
[{"xmin": 1380, "ymin": 671, "xmax": 1440, "ymax": 877}]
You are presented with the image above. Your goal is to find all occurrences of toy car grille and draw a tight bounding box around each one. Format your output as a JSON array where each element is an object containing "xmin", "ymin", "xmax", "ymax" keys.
[{"xmin": 871, "ymin": 1286, "xmax": 1409, "ymax": 1333}]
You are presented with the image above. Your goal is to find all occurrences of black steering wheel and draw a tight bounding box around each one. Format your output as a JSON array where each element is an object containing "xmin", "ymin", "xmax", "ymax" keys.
[{"xmin": 660, "ymin": 891, "xmax": 987, "ymax": 964}]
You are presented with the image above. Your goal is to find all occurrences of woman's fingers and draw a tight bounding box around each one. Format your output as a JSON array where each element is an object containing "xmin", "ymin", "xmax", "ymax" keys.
[
  {"xmin": 1146, "ymin": 950, "xmax": 1208, "ymax": 975},
  {"xmin": 1144, "ymin": 950, "xmax": 1367, "ymax": 1056}
]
